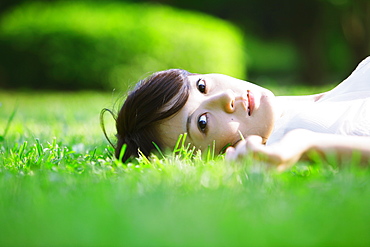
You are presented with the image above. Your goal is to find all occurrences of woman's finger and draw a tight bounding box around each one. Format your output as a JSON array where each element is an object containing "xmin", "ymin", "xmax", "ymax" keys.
[
  {"xmin": 245, "ymin": 135, "xmax": 263, "ymax": 145},
  {"xmin": 225, "ymin": 140, "xmax": 247, "ymax": 161}
]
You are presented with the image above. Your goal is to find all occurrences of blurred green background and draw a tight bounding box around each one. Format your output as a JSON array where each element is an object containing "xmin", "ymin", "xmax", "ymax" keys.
[
  {"xmin": 1, "ymin": 2, "xmax": 370, "ymax": 246},
  {"xmin": 0, "ymin": 0, "xmax": 369, "ymax": 91}
]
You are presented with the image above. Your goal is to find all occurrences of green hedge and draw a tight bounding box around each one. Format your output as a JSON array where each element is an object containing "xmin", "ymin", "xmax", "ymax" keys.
[{"xmin": 0, "ymin": 1, "xmax": 246, "ymax": 90}]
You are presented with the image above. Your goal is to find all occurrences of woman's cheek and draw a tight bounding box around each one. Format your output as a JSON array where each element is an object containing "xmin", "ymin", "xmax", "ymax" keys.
[{"xmin": 222, "ymin": 123, "xmax": 241, "ymax": 142}]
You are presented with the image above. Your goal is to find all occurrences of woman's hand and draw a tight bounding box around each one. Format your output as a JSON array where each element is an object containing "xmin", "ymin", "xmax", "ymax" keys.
[
  {"xmin": 225, "ymin": 129, "xmax": 370, "ymax": 171},
  {"xmin": 225, "ymin": 129, "xmax": 314, "ymax": 171}
]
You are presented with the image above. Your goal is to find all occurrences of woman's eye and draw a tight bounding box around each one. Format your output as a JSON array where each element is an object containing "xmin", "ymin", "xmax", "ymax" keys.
[
  {"xmin": 196, "ymin": 78, "xmax": 206, "ymax": 93},
  {"xmin": 197, "ymin": 114, "xmax": 208, "ymax": 133}
]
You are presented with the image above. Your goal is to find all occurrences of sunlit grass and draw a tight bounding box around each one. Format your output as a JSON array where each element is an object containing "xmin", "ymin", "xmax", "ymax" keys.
[{"xmin": 0, "ymin": 89, "xmax": 370, "ymax": 246}]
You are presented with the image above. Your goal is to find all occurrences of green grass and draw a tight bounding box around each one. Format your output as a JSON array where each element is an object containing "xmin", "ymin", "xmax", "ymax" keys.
[{"xmin": 1, "ymin": 87, "xmax": 370, "ymax": 247}]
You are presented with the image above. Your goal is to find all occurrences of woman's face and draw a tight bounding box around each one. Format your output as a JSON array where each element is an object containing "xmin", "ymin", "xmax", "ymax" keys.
[{"xmin": 157, "ymin": 74, "xmax": 278, "ymax": 153}]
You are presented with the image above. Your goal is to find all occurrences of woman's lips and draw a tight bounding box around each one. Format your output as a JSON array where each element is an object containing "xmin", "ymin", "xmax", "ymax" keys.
[
  {"xmin": 240, "ymin": 90, "xmax": 255, "ymax": 116},
  {"xmin": 247, "ymin": 90, "xmax": 255, "ymax": 116}
]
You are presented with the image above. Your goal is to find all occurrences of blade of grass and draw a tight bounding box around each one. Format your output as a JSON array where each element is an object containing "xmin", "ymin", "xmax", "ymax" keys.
[
  {"xmin": 0, "ymin": 105, "xmax": 17, "ymax": 142},
  {"xmin": 152, "ymin": 141, "xmax": 165, "ymax": 159}
]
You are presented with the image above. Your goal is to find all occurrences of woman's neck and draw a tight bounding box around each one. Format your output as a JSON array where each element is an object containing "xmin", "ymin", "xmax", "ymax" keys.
[{"xmin": 275, "ymin": 92, "xmax": 326, "ymax": 118}]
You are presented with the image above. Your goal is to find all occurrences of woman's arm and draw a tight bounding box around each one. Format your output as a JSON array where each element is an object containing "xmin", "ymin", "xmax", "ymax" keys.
[{"xmin": 225, "ymin": 129, "xmax": 370, "ymax": 171}]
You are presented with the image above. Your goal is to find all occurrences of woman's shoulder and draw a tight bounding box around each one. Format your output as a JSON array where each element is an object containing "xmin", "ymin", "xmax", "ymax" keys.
[
  {"xmin": 319, "ymin": 56, "xmax": 370, "ymax": 102},
  {"xmin": 355, "ymin": 56, "xmax": 370, "ymax": 71}
]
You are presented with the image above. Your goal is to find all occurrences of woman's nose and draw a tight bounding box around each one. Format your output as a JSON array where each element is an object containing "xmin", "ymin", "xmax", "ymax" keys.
[{"xmin": 205, "ymin": 89, "xmax": 235, "ymax": 113}]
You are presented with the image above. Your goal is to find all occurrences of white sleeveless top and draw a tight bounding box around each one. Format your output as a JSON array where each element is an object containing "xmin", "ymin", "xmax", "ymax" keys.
[{"xmin": 267, "ymin": 56, "xmax": 370, "ymax": 145}]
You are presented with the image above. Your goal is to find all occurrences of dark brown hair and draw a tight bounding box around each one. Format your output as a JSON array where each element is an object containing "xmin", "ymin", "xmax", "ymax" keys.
[{"xmin": 114, "ymin": 69, "xmax": 191, "ymax": 162}]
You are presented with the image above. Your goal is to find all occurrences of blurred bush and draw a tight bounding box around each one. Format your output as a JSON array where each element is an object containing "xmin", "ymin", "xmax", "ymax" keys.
[{"xmin": 0, "ymin": 1, "xmax": 246, "ymax": 90}]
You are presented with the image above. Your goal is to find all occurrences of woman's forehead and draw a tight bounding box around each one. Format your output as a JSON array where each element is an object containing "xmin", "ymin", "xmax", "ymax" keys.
[{"xmin": 157, "ymin": 106, "xmax": 190, "ymax": 149}]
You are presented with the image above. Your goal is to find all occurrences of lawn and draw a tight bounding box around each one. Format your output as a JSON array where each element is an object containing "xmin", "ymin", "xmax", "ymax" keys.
[{"xmin": 0, "ymin": 85, "xmax": 369, "ymax": 247}]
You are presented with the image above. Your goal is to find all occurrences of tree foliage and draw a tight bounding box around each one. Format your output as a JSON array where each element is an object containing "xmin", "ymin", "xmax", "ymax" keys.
[
  {"xmin": 139, "ymin": 0, "xmax": 370, "ymax": 84},
  {"xmin": 0, "ymin": 0, "xmax": 368, "ymax": 85}
]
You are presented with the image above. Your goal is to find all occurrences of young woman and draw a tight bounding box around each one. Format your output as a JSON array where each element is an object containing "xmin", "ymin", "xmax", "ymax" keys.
[{"xmin": 109, "ymin": 56, "xmax": 370, "ymax": 170}]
